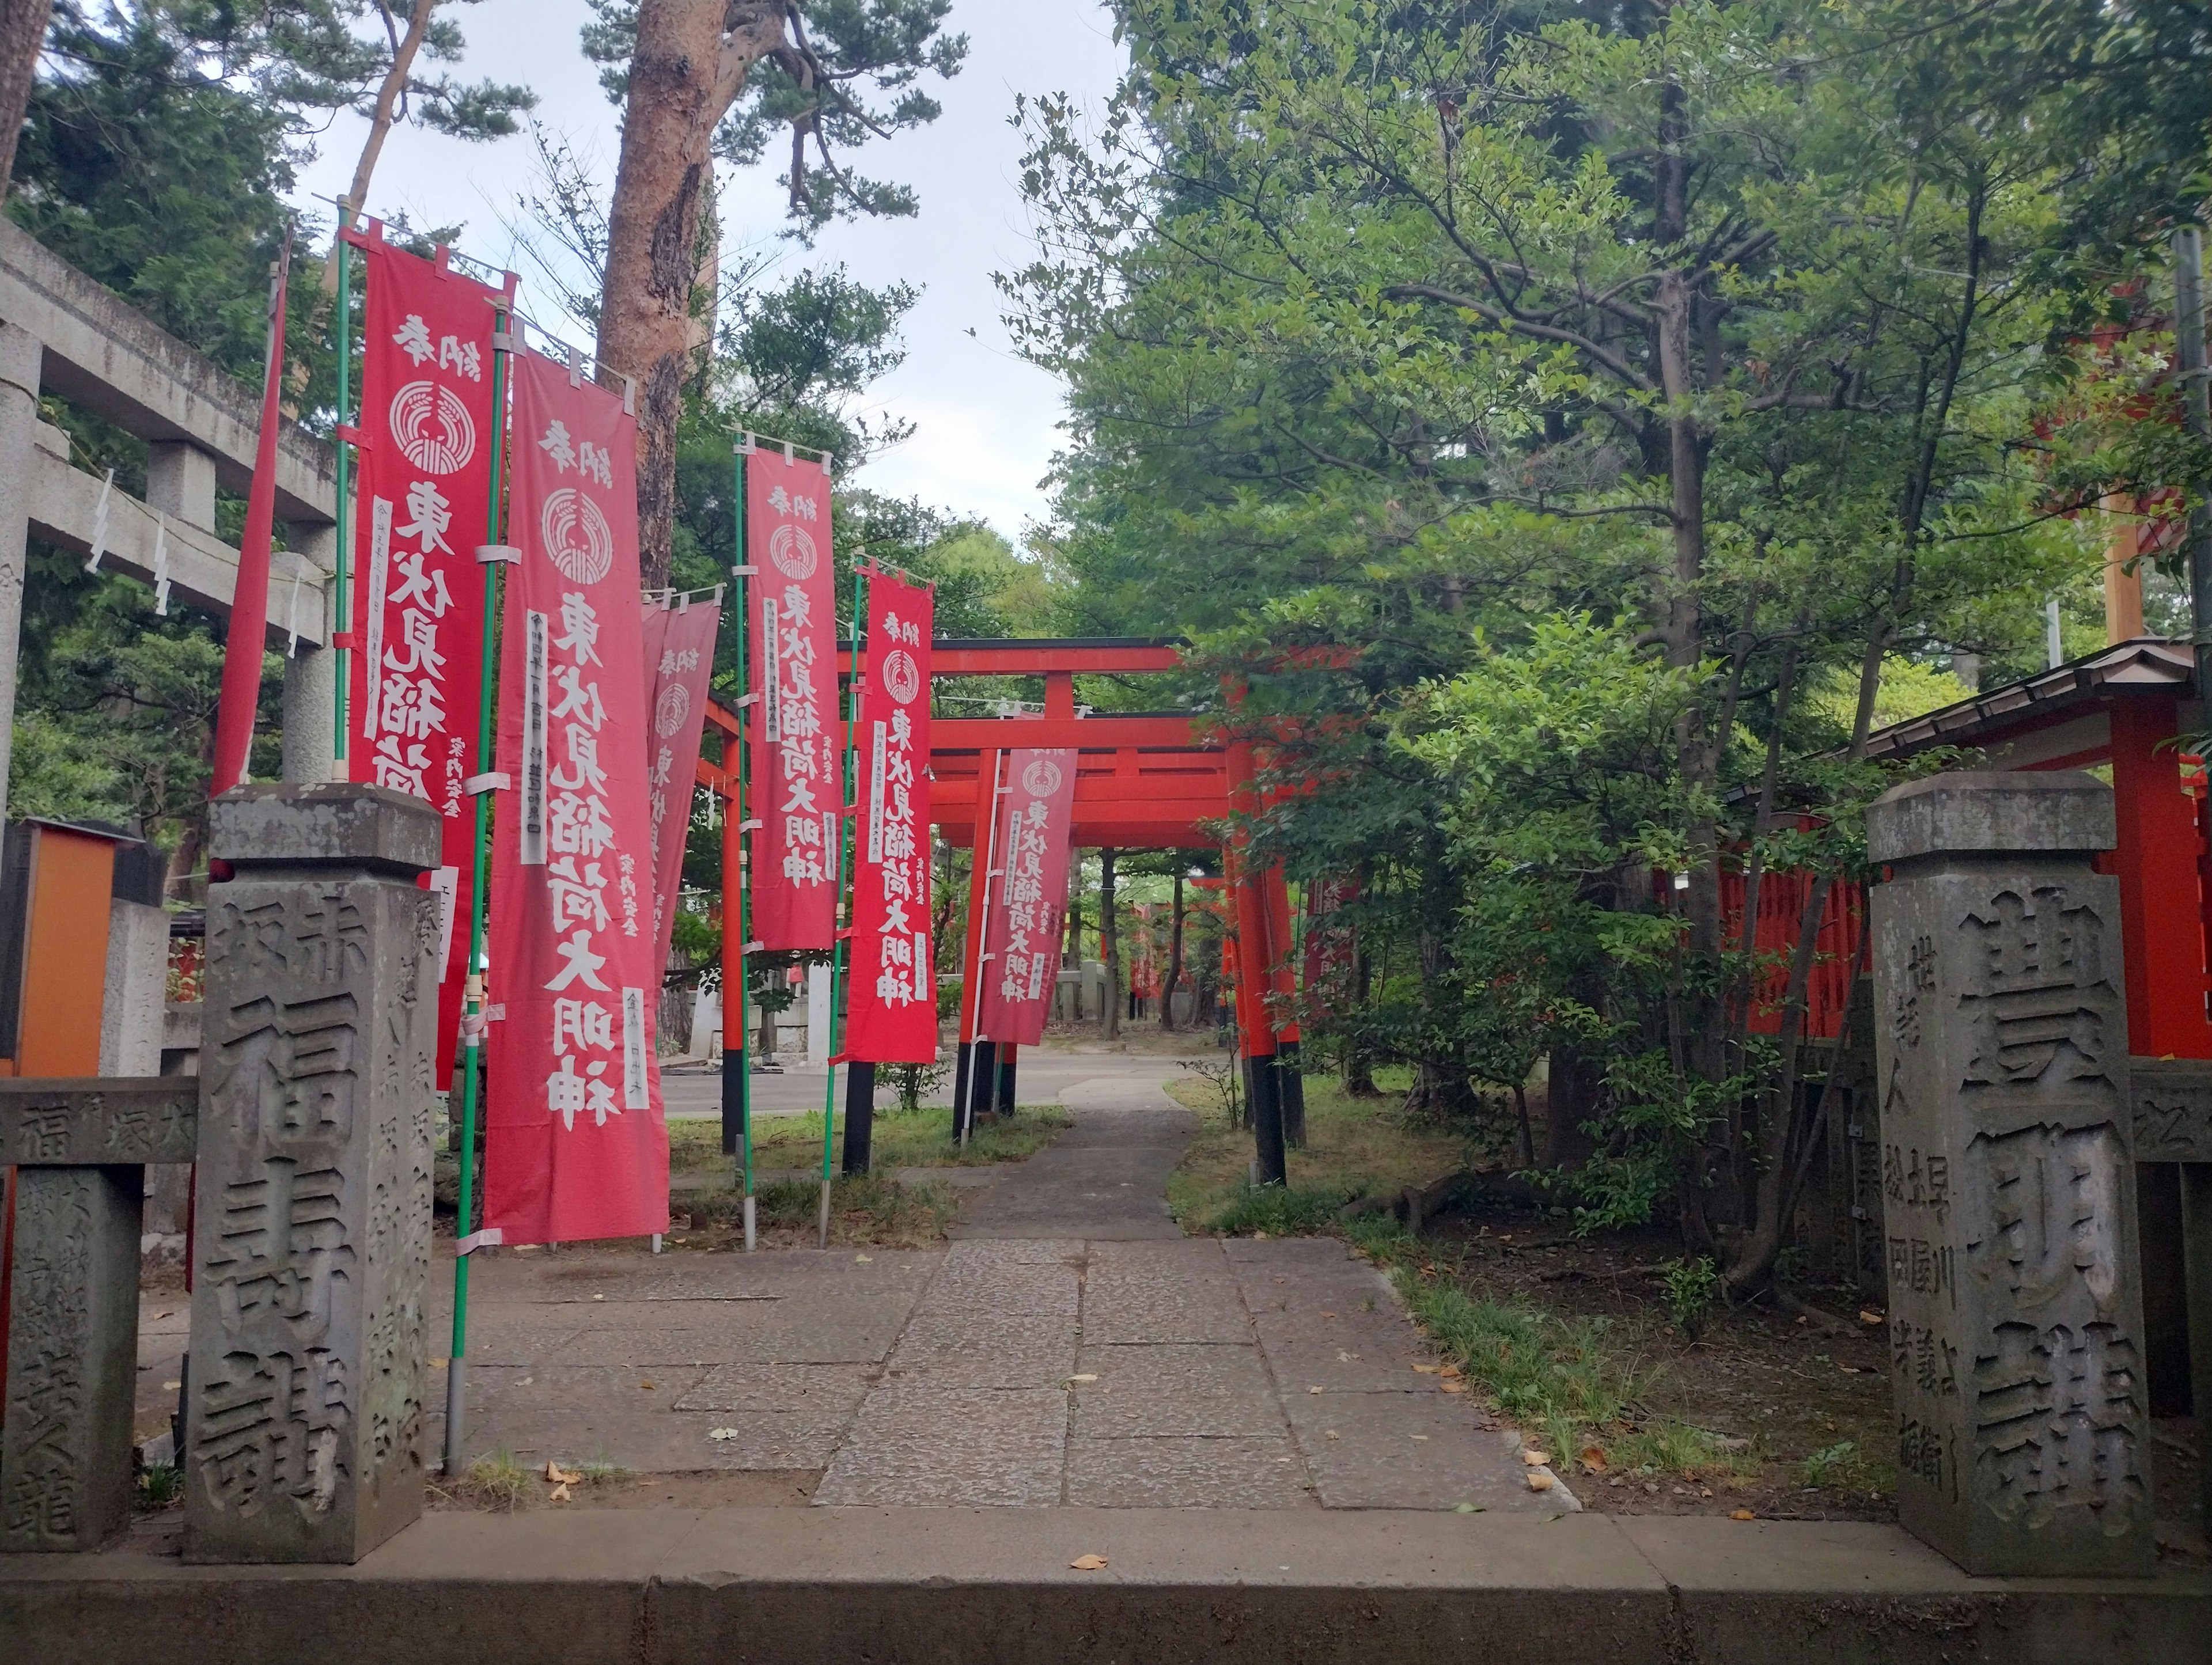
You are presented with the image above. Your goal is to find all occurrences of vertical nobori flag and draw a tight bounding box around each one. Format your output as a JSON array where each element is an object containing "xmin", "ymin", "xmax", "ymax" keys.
[
  {"xmin": 643, "ymin": 597, "xmax": 721, "ymax": 972},
  {"xmin": 976, "ymin": 748, "xmax": 1078, "ymax": 1047},
  {"xmin": 844, "ymin": 572, "xmax": 935, "ymax": 1062},
  {"xmin": 747, "ymin": 446, "xmax": 838, "ymax": 951},
  {"xmin": 481, "ymin": 350, "xmax": 668, "ymax": 1245},
  {"xmin": 351, "ymin": 233, "xmax": 507, "ymax": 1082}
]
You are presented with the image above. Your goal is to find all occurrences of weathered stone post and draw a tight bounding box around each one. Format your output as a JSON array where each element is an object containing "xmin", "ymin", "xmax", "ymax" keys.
[
  {"xmin": 181, "ymin": 784, "xmax": 441, "ymax": 1565},
  {"xmin": 1, "ymin": 1081, "xmax": 196, "ymax": 1552},
  {"xmin": 1866, "ymin": 770, "xmax": 2154, "ymax": 1576}
]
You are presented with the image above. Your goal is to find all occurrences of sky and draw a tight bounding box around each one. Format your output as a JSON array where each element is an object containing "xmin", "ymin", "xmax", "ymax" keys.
[{"xmin": 286, "ymin": 1, "xmax": 1131, "ymax": 541}]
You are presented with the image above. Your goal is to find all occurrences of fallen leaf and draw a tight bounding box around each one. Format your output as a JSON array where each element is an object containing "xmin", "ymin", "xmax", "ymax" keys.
[
  {"xmin": 1526, "ymin": 1472, "xmax": 1555, "ymax": 1492},
  {"xmin": 1325, "ymin": 1429, "xmax": 1340, "ymax": 1440},
  {"xmin": 1858, "ymin": 1310, "xmax": 1883, "ymax": 1325},
  {"xmin": 1453, "ymin": 1503, "xmax": 1483, "ymax": 1514},
  {"xmin": 544, "ymin": 1462, "xmax": 582, "ymax": 1485},
  {"xmin": 162, "ymin": 1380, "xmax": 181, "ymax": 1392},
  {"xmin": 1794, "ymin": 1314, "xmax": 1808, "ymax": 1326},
  {"xmin": 1069, "ymin": 1374, "xmax": 1099, "ymax": 1384},
  {"xmin": 1411, "ymin": 1363, "xmax": 1442, "ymax": 1375},
  {"xmin": 1521, "ymin": 1450, "xmax": 1550, "ymax": 1466},
  {"xmin": 1730, "ymin": 1509, "xmax": 1756, "ymax": 1522},
  {"xmin": 641, "ymin": 1381, "xmax": 656, "ymax": 1390},
  {"xmin": 855, "ymin": 1254, "xmax": 873, "ymax": 1263},
  {"xmin": 1321, "ymin": 1311, "xmax": 1338, "ymax": 1318},
  {"xmin": 1070, "ymin": 1554, "xmax": 1108, "ymax": 1571},
  {"xmin": 1308, "ymin": 1386, "xmax": 1325, "ymax": 1394},
  {"xmin": 1839, "ymin": 1365, "xmax": 1862, "ymax": 1374},
  {"xmin": 550, "ymin": 1482, "xmax": 572, "ymax": 1504},
  {"xmin": 1252, "ymin": 1231, "xmax": 1268, "ymax": 1241},
  {"xmin": 1440, "ymin": 1379, "xmax": 1467, "ymax": 1394},
  {"xmin": 1438, "ymin": 1364, "xmax": 1463, "ymax": 1379},
  {"xmin": 1409, "ymin": 1434, "xmax": 1430, "ymax": 1442},
  {"xmin": 593, "ymin": 1294, "xmax": 605, "ymax": 1301},
  {"xmin": 707, "ymin": 1428, "xmax": 741, "ymax": 1441},
  {"xmin": 1580, "ymin": 1447, "xmax": 1608, "ymax": 1473}
]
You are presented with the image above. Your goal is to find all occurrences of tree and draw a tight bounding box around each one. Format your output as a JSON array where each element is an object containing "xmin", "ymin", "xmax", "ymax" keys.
[
  {"xmin": 1006, "ymin": 0, "xmax": 2179, "ymax": 1275},
  {"xmin": 587, "ymin": 0, "xmax": 967, "ymax": 587},
  {"xmin": 0, "ymin": 0, "xmax": 51, "ymax": 190}
]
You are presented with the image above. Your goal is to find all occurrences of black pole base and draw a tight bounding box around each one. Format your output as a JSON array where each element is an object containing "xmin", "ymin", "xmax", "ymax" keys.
[
  {"xmin": 842, "ymin": 1060, "xmax": 876, "ymax": 1174},
  {"xmin": 997, "ymin": 1050, "xmax": 1017, "ymax": 1117},
  {"xmin": 721, "ymin": 1044, "xmax": 746, "ymax": 1155},
  {"xmin": 961, "ymin": 1040, "xmax": 997, "ymax": 1140},
  {"xmin": 1250, "ymin": 1052, "xmax": 1287, "ymax": 1186},
  {"xmin": 952, "ymin": 1039, "xmax": 974, "ymax": 1134},
  {"xmin": 1278, "ymin": 1042, "xmax": 1307, "ymax": 1150}
]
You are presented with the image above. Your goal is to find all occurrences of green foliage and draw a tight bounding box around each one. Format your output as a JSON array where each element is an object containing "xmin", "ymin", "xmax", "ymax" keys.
[
  {"xmin": 1658, "ymin": 1256, "xmax": 1724, "ymax": 1337},
  {"xmin": 1203, "ymin": 1182, "xmax": 1346, "ymax": 1238}
]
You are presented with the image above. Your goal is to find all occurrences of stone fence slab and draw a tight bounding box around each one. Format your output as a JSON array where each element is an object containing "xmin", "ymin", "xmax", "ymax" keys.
[
  {"xmin": 2131, "ymin": 1056, "xmax": 2212, "ymax": 1163},
  {"xmin": 0, "ymin": 1078, "xmax": 196, "ymax": 1165}
]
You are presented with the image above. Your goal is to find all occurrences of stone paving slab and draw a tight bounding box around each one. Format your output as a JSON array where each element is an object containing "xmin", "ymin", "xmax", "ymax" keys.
[
  {"xmin": 1253, "ymin": 1313, "xmax": 1440, "ymax": 1393},
  {"xmin": 1066, "ymin": 1436, "xmax": 1317, "ymax": 1508},
  {"xmin": 1070, "ymin": 1344, "xmax": 1283, "ymax": 1438},
  {"xmin": 880, "ymin": 1311, "xmax": 1079, "ymax": 1389},
  {"xmin": 674, "ymin": 1363, "xmax": 877, "ymax": 1416},
  {"xmin": 461, "ymin": 1406, "xmax": 845, "ymax": 1473},
  {"xmin": 815, "ymin": 1387, "xmax": 1069, "ymax": 1506},
  {"xmin": 1080, "ymin": 1242, "xmax": 1253, "ymax": 1344},
  {"xmin": 1289, "ymin": 1406, "xmax": 1556, "ymax": 1513}
]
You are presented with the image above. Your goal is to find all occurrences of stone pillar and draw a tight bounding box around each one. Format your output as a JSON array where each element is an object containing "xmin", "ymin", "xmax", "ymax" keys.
[
  {"xmin": 0, "ymin": 321, "xmax": 44, "ymax": 832},
  {"xmin": 145, "ymin": 440, "xmax": 218, "ymax": 530},
  {"xmin": 281, "ymin": 523, "xmax": 338, "ymax": 785},
  {"xmin": 1, "ymin": 1079, "xmax": 197, "ymax": 1552},
  {"xmin": 1866, "ymin": 770, "xmax": 2154, "ymax": 1576},
  {"xmin": 181, "ymin": 784, "xmax": 442, "ymax": 1565},
  {"xmin": 100, "ymin": 898, "xmax": 170, "ymax": 1075}
]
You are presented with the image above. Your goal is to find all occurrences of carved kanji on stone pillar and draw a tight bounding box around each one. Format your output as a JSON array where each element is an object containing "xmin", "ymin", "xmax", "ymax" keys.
[
  {"xmin": 1868, "ymin": 771, "xmax": 2154, "ymax": 1576},
  {"xmin": 182, "ymin": 784, "xmax": 441, "ymax": 1565}
]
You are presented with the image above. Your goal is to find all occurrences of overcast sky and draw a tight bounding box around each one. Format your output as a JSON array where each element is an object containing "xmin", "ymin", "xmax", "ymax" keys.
[{"xmin": 286, "ymin": 1, "xmax": 1129, "ymax": 540}]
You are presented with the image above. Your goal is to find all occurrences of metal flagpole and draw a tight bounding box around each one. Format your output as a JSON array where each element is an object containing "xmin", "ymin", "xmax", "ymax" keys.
[
  {"xmin": 731, "ymin": 437, "xmax": 756, "ymax": 1249},
  {"xmin": 442, "ymin": 288, "xmax": 514, "ymax": 1473},
  {"xmin": 331, "ymin": 218, "xmax": 354, "ymax": 770},
  {"xmin": 819, "ymin": 545, "xmax": 861, "ymax": 1248}
]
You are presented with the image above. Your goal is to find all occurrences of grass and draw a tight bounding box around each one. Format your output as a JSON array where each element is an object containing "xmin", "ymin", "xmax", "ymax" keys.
[
  {"xmin": 1351, "ymin": 1221, "xmax": 1760, "ymax": 1482},
  {"xmin": 1164, "ymin": 1071, "xmax": 1467, "ymax": 1232},
  {"xmin": 135, "ymin": 1463, "xmax": 181, "ymax": 1508},
  {"xmin": 680, "ymin": 1171, "xmax": 959, "ymax": 1249},
  {"xmin": 668, "ymin": 1102, "xmax": 1072, "ymax": 1175},
  {"xmin": 459, "ymin": 1452, "xmax": 532, "ymax": 1512}
]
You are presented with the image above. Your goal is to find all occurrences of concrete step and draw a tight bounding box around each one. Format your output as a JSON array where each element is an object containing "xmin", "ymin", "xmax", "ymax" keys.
[{"xmin": 3, "ymin": 1508, "xmax": 2205, "ymax": 1664}]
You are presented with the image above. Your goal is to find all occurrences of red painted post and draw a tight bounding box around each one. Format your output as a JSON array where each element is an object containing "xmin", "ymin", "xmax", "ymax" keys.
[{"xmin": 2108, "ymin": 695, "xmax": 2212, "ymax": 1056}]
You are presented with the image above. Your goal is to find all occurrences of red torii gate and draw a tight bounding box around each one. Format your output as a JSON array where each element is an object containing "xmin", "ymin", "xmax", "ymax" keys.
[{"xmin": 692, "ymin": 636, "xmax": 1306, "ymax": 1181}]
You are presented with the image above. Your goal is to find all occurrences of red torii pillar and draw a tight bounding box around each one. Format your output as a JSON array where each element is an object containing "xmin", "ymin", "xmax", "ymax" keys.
[{"xmin": 1227, "ymin": 740, "xmax": 1289, "ymax": 1184}]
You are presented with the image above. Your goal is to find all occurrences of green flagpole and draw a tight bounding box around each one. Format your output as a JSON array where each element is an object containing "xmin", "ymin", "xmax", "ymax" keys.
[
  {"xmin": 331, "ymin": 221, "xmax": 354, "ymax": 767},
  {"xmin": 818, "ymin": 496, "xmax": 858, "ymax": 1249},
  {"xmin": 733, "ymin": 438, "xmax": 756, "ymax": 1248},
  {"xmin": 442, "ymin": 291, "xmax": 511, "ymax": 1473}
]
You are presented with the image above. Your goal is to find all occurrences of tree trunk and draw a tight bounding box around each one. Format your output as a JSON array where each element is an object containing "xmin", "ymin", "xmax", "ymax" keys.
[
  {"xmin": 321, "ymin": 0, "xmax": 440, "ymax": 293},
  {"xmin": 599, "ymin": 0, "xmax": 782, "ymax": 589},
  {"xmin": 0, "ymin": 0, "xmax": 51, "ymax": 196},
  {"xmin": 1343, "ymin": 942, "xmax": 1377, "ymax": 1095},
  {"xmin": 1160, "ymin": 871, "xmax": 1184, "ymax": 1029},
  {"xmin": 1062, "ymin": 855, "xmax": 1083, "ymax": 1019},
  {"xmin": 1099, "ymin": 848, "xmax": 1120, "ymax": 1039}
]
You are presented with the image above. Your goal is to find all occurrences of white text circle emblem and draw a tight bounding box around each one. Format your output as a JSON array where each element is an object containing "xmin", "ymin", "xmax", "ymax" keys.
[
  {"xmin": 1022, "ymin": 758, "xmax": 1063, "ymax": 798},
  {"xmin": 768, "ymin": 522, "xmax": 817, "ymax": 580},
  {"xmin": 541, "ymin": 488, "xmax": 614, "ymax": 585},
  {"xmin": 655, "ymin": 682, "xmax": 691, "ymax": 739},
  {"xmin": 882, "ymin": 648, "xmax": 921, "ymax": 706},
  {"xmin": 389, "ymin": 380, "xmax": 476, "ymax": 475}
]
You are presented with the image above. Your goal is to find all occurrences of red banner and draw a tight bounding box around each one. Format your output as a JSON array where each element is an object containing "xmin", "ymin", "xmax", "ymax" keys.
[
  {"xmin": 747, "ymin": 445, "xmax": 839, "ymax": 950},
  {"xmin": 642, "ymin": 597, "xmax": 720, "ymax": 974},
  {"xmin": 1303, "ymin": 873, "xmax": 1358, "ymax": 1016},
  {"xmin": 843, "ymin": 573, "xmax": 934, "ymax": 1062},
  {"xmin": 480, "ymin": 350, "xmax": 667, "ymax": 1245},
  {"xmin": 976, "ymin": 748, "xmax": 1078, "ymax": 1046},
  {"xmin": 349, "ymin": 233, "xmax": 509, "ymax": 1084}
]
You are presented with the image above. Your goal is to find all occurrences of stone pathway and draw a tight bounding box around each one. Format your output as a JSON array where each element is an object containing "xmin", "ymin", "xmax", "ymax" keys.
[{"xmin": 132, "ymin": 1050, "xmax": 1566, "ymax": 1514}]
